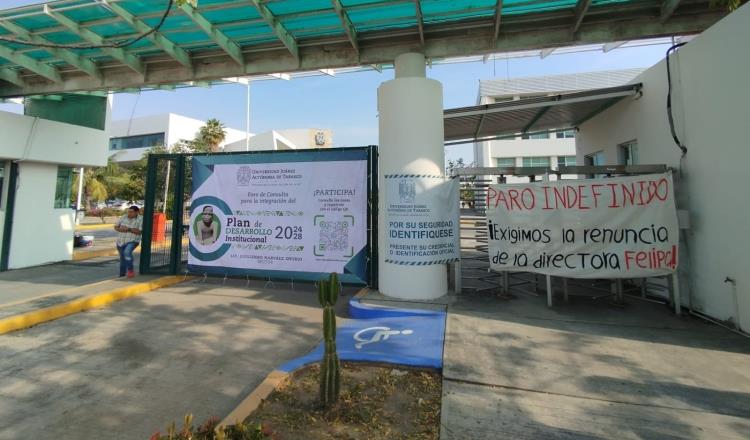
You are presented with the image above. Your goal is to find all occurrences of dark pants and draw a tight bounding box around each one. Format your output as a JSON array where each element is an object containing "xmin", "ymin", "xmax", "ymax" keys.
[{"xmin": 117, "ymin": 241, "xmax": 139, "ymax": 276}]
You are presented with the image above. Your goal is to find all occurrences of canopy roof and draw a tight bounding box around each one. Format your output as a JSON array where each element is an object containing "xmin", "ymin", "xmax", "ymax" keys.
[
  {"xmin": 0, "ymin": 0, "xmax": 726, "ymax": 97},
  {"xmin": 443, "ymin": 83, "xmax": 641, "ymax": 144}
]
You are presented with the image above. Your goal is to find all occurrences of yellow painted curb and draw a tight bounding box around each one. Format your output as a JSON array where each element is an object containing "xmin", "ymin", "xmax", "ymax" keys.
[
  {"xmin": 0, "ymin": 275, "xmax": 189, "ymax": 336},
  {"xmin": 76, "ymin": 223, "xmax": 115, "ymax": 231},
  {"xmin": 218, "ymin": 370, "xmax": 289, "ymax": 430},
  {"xmin": 73, "ymin": 249, "xmax": 122, "ymax": 260},
  {"xmin": 0, "ymin": 277, "xmax": 118, "ymax": 311}
]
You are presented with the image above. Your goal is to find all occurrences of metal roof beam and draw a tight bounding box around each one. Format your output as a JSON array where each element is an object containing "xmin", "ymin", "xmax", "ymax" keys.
[
  {"xmin": 102, "ymin": 0, "xmax": 193, "ymax": 70},
  {"xmin": 0, "ymin": 20, "xmax": 101, "ymax": 80},
  {"xmin": 521, "ymin": 105, "xmax": 552, "ymax": 133},
  {"xmin": 0, "ymin": 10, "xmax": 723, "ymax": 97},
  {"xmin": 661, "ymin": 0, "xmax": 682, "ymax": 23},
  {"xmin": 178, "ymin": 2, "xmax": 244, "ymax": 66},
  {"xmin": 415, "ymin": 0, "xmax": 425, "ymax": 46},
  {"xmin": 572, "ymin": 0, "xmax": 592, "ymax": 34},
  {"xmin": 0, "ymin": 46, "xmax": 61, "ymax": 83},
  {"xmin": 331, "ymin": 0, "xmax": 359, "ymax": 53},
  {"xmin": 43, "ymin": 4, "xmax": 145, "ymax": 75},
  {"xmin": 493, "ymin": 0, "xmax": 504, "ymax": 41},
  {"xmin": 0, "ymin": 68, "xmax": 24, "ymax": 87},
  {"xmin": 445, "ymin": 86, "xmax": 639, "ymax": 119},
  {"xmin": 248, "ymin": 0, "xmax": 299, "ymax": 60}
]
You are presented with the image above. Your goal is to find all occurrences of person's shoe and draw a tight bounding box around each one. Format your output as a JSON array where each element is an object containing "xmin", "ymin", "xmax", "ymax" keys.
[{"xmin": 127, "ymin": 270, "xmax": 135, "ymax": 278}]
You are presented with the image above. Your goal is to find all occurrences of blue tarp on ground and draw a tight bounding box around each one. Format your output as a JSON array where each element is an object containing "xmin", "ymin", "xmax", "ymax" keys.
[{"xmin": 278, "ymin": 298, "xmax": 446, "ymax": 372}]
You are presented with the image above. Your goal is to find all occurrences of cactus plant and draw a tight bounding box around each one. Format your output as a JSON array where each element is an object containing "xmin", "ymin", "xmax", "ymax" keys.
[{"xmin": 318, "ymin": 272, "xmax": 341, "ymax": 407}]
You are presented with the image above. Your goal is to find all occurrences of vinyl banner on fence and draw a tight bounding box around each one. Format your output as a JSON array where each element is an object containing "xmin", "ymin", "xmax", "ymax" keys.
[
  {"xmin": 188, "ymin": 149, "xmax": 369, "ymax": 283},
  {"xmin": 487, "ymin": 173, "xmax": 679, "ymax": 278},
  {"xmin": 384, "ymin": 175, "xmax": 460, "ymax": 265}
]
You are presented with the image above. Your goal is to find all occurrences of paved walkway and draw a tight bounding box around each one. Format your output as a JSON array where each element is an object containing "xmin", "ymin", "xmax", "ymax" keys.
[
  {"xmin": 0, "ymin": 257, "xmax": 149, "ymax": 319},
  {"xmin": 0, "ymin": 278, "xmax": 340, "ymax": 440},
  {"xmin": 440, "ymin": 293, "xmax": 750, "ymax": 439}
]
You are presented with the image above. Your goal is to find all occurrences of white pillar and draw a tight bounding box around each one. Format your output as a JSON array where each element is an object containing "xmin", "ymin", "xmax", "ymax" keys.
[
  {"xmin": 378, "ymin": 53, "xmax": 447, "ymax": 300},
  {"xmin": 245, "ymin": 81, "xmax": 251, "ymax": 151}
]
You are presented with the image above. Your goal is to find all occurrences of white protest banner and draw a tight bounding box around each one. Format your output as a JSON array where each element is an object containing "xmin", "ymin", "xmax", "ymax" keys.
[
  {"xmin": 487, "ymin": 173, "xmax": 679, "ymax": 278},
  {"xmin": 384, "ymin": 175, "xmax": 460, "ymax": 265},
  {"xmin": 188, "ymin": 150, "xmax": 369, "ymax": 282}
]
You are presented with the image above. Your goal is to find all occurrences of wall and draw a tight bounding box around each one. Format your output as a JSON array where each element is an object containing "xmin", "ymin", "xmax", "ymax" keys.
[
  {"xmin": 224, "ymin": 130, "xmax": 299, "ymax": 152},
  {"xmin": 0, "ymin": 160, "xmax": 7, "ymax": 255},
  {"xmin": 9, "ymin": 162, "xmax": 75, "ymax": 268},
  {"xmin": 0, "ymin": 111, "xmax": 108, "ymax": 167},
  {"xmin": 489, "ymin": 138, "xmax": 577, "ymax": 182},
  {"xmin": 109, "ymin": 113, "xmax": 249, "ymax": 162},
  {"xmin": 277, "ymin": 128, "xmax": 333, "ymax": 148},
  {"xmin": 577, "ymin": 4, "xmax": 750, "ymax": 331},
  {"xmin": 489, "ymin": 138, "xmax": 575, "ymax": 161}
]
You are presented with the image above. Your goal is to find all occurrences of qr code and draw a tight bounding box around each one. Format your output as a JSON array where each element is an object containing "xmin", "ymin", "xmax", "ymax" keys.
[{"xmin": 318, "ymin": 221, "xmax": 349, "ymax": 252}]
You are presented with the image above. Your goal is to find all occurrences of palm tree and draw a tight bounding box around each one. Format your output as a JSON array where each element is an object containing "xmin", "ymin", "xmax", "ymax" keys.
[
  {"xmin": 73, "ymin": 159, "xmax": 125, "ymax": 209},
  {"xmin": 197, "ymin": 119, "xmax": 227, "ymax": 153},
  {"xmin": 73, "ymin": 168, "xmax": 107, "ymax": 210}
]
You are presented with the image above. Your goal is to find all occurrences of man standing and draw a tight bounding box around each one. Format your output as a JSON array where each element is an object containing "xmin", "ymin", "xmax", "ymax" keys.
[{"xmin": 114, "ymin": 206, "xmax": 143, "ymax": 278}]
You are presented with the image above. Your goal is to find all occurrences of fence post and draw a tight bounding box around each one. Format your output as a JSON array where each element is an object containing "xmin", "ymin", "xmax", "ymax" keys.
[
  {"xmin": 369, "ymin": 145, "xmax": 379, "ymax": 290},
  {"xmin": 139, "ymin": 154, "xmax": 159, "ymax": 274},
  {"xmin": 169, "ymin": 155, "xmax": 186, "ymax": 275}
]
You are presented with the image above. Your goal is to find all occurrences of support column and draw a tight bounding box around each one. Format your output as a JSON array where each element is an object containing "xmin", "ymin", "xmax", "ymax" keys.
[{"xmin": 378, "ymin": 53, "xmax": 446, "ymax": 300}]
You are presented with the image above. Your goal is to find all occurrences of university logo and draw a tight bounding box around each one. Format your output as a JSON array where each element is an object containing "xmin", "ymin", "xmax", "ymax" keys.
[
  {"xmin": 236, "ymin": 166, "xmax": 252, "ymax": 186},
  {"xmin": 398, "ymin": 180, "xmax": 416, "ymax": 204},
  {"xmin": 314, "ymin": 131, "xmax": 326, "ymax": 146}
]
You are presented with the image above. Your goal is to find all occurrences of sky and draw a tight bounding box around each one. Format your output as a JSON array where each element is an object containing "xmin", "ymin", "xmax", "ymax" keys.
[{"xmin": 0, "ymin": 0, "xmax": 673, "ymax": 164}]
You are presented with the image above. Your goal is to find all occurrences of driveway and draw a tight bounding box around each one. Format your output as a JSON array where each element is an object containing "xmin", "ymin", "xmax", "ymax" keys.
[{"xmin": 0, "ymin": 279, "xmax": 335, "ymax": 439}]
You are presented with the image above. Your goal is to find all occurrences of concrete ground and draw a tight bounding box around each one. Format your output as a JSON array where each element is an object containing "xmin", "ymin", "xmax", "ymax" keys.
[
  {"xmin": 440, "ymin": 292, "xmax": 750, "ymax": 439},
  {"xmin": 0, "ymin": 278, "xmax": 344, "ymax": 440},
  {"xmin": 0, "ymin": 256, "xmax": 151, "ymax": 319}
]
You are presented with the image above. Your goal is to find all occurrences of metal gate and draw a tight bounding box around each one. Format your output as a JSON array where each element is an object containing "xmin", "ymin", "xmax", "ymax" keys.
[
  {"xmin": 139, "ymin": 147, "xmax": 378, "ymax": 286},
  {"xmin": 453, "ymin": 164, "xmax": 677, "ymax": 307}
]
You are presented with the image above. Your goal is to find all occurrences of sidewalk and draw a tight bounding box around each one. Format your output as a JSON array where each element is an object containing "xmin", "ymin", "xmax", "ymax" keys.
[
  {"xmin": 0, "ymin": 257, "xmax": 153, "ymax": 321},
  {"xmin": 440, "ymin": 292, "xmax": 750, "ymax": 439}
]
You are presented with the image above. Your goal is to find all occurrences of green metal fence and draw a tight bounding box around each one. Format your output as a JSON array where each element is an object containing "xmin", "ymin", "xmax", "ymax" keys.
[{"xmin": 139, "ymin": 146, "xmax": 378, "ymax": 287}]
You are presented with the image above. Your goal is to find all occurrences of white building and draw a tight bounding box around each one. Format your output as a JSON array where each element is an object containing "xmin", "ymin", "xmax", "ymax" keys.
[
  {"xmin": 577, "ymin": 5, "xmax": 749, "ymax": 332},
  {"xmin": 0, "ymin": 101, "xmax": 109, "ymax": 270},
  {"xmin": 108, "ymin": 113, "xmax": 249, "ymax": 163},
  {"xmin": 223, "ymin": 128, "xmax": 333, "ymax": 152},
  {"xmin": 473, "ymin": 69, "xmax": 644, "ymax": 181}
]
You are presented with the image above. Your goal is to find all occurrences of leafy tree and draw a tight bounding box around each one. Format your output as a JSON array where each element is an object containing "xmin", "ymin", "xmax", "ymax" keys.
[
  {"xmin": 447, "ymin": 158, "xmax": 477, "ymax": 209},
  {"xmin": 73, "ymin": 158, "xmax": 125, "ymax": 209},
  {"xmin": 711, "ymin": 0, "xmax": 747, "ymax": 10}
]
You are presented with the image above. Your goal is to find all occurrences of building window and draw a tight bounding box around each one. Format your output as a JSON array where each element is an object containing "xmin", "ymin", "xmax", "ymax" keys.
[
  {"xmin": 555, "ymin": 130, "xmax": 576, "ymax": 139},
  {"xmin": 109, "ymin": 132, "xmax": 165, "ymax": 151},
  {"xmin": 496, "ymin": 158, "xmax": 516, "ymax": 168},
  {"xmin": 54, "ymin": 166, "xmax": 73, "ymax": 209},
  {"xmin": 556, "ymin": 156, "xmax": 577, "ymax": 169},
  {"xmin": 618, "ymin": 140, "xmax": 638, "ymax": 165},
  {"xmin": 522, "ymin": 131, "xmax": 549, "ymax": 140},
  {"xmin": 522, "ymin": 157, "xmax": 551, "ymax": 167},
  {"xmin": 584, "ymin": 151, "xmax": 606, "ymax": 166}
]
